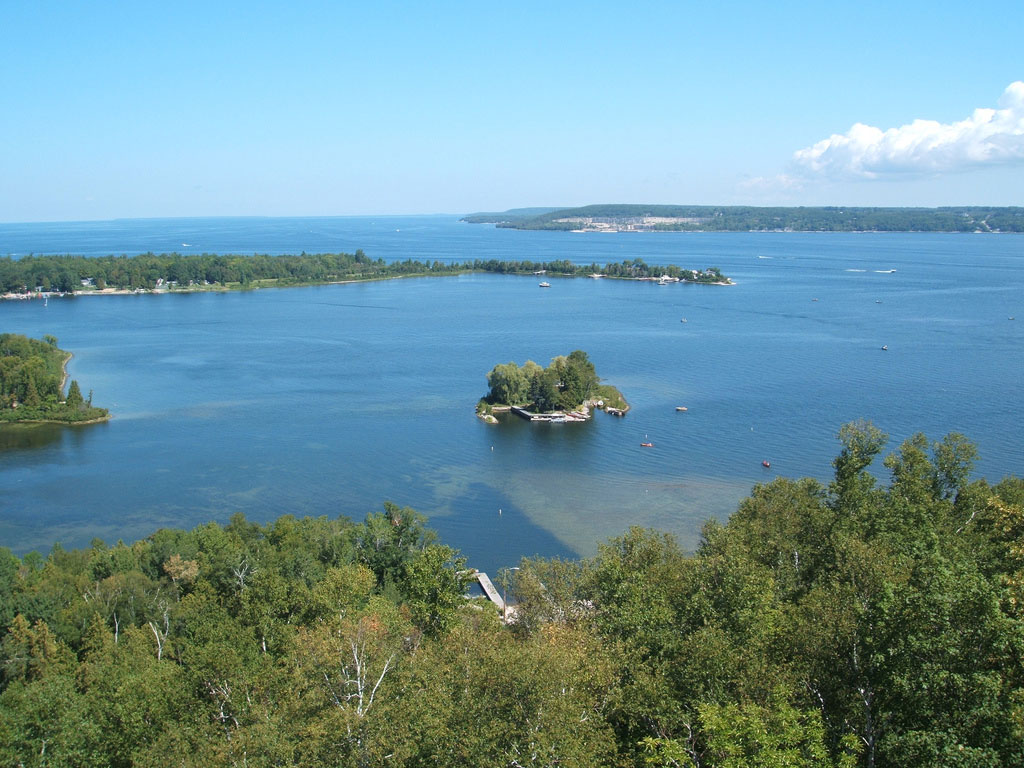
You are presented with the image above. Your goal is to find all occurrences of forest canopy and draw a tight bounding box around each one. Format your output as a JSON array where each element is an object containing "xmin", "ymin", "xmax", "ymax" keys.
[{"xmin": 1, "ymin": 423, "xmax": 1020, "ymax": 767}]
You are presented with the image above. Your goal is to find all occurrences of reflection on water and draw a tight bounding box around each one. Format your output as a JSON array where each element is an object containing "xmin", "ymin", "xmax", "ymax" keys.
[{"xmin": 0, "ymin": 423, "xmax": 69, "ymax": 452}]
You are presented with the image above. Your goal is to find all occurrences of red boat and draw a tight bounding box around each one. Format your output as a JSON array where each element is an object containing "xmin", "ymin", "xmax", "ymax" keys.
[{"xmin": 641, "ymin": 442, "xmax": 654, "ymax": 448}]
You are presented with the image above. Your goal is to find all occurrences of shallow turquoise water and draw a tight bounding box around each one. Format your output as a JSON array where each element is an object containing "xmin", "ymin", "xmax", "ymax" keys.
[{"xmin": 1, "ymin": 217, "xmax": 1022, "ymax": 569}]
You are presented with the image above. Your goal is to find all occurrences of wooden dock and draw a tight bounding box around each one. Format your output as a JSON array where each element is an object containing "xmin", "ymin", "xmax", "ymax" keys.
[
  {"xmin": 475, "ymin": 572, "xmax": 505, "ymax": 612},
  {"xmin": 510, "ymin": 406, "xmax": 587, "ymax": 423}
]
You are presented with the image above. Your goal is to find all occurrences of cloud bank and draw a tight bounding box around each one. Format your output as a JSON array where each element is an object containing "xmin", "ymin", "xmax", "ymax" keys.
[{"xmin": 793, "ymin": 81, "xmax": 1024, "ymax": 179}]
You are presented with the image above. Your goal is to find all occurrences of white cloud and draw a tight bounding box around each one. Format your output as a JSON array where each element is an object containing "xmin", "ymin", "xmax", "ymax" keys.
[{"xmin": 793, "ymin": 81, "xmax": 1024, "ymax": 179}]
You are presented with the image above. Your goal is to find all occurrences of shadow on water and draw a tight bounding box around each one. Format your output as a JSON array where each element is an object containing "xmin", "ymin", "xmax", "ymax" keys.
[{"xmin": 429, "ymin": 481, "xmax": 576, "ymax": 574}]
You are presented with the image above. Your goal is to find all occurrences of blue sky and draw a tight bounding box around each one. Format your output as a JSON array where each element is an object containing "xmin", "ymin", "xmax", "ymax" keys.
[{"xmin": 1, "ymin": 1, "xmax": 1021, "ymax": 221}]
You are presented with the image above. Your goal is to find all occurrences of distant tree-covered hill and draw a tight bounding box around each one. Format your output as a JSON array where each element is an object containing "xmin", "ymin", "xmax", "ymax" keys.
[
  {"xmin": 463, "ymin": 204, "xmax": 1024, "ymax": 232},
  {"xmin": 461, "ymin": 206, "xmax": 562, "ymax": 223}
]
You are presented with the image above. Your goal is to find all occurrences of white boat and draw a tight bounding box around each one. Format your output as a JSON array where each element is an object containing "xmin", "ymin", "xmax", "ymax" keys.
[{"xmin": 539, "ymin": 281, "xmax": 551, "ymax": 288}]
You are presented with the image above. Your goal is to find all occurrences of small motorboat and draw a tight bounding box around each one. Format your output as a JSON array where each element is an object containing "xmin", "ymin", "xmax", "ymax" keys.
[
  {"xmin": 762, "ymin": 460, "xmax": 771, "ymax": 468},
  {"xmin": 538, "ymin": 281, "xmax": 551, "ymax": 288},
  {"xmin": 881, "ymin": 345, "xmax": 888, "ymax": 351},
  {"xmin": 680, "ymin": 318, "xmax": 687, "ymax": 323},
  {"xmin": 641, "ymin": 442, "xmax": 654, "ymax": 448},
  {"xmin": 675, "ymin": 406, "xmax": 688, "ymax": 412}
]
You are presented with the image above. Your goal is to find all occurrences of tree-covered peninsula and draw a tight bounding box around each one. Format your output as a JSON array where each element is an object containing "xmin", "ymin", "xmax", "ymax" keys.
[
  {"xmin": 478, "ymin": 350, "xmax": 627, "ymax": 421},
  {"xmin": 464, "ymin": 203, "xmax": 1024, "ymax": 232},
  {"xmin": 0, "ymin": 334, "xmax": 109, "ymax": 424},
  {"xmin": 0, "ymin": 424, "xmax": 1021, "ymax": 767},
  {"xmin": 0, "ymin": 251, "xmax": 729, "ymax": 296}
]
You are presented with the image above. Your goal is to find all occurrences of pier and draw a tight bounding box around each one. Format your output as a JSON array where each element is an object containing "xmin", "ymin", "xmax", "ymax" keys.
[
  {"xmin": 475, "ymin": 571, "xmax": 505, "ymax": 613},
  {"xmin": 510, "ymin": 406, "xmax": 588, "ymax": 423}
]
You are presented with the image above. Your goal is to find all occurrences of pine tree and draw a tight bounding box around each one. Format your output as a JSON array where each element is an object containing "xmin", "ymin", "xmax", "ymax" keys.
[
  {"xmin": 66, "ymin": 379, "xmax": 84, "ymax": 408},
  {"xmin": 23, "ymin": 375, "xmax": 41, "ymax": 407}
]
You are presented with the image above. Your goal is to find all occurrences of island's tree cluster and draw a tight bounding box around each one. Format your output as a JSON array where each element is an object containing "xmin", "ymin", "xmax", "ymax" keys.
[
  {"xmin": 0, "ymin": 334, "xmax": 106, "ymax": 423},
  {"xmin": 470, "ymin": 257, "xmax": 726, "ymax": 283},
  {"xmin": 1, "ymin": 425, "xmax": 1021, "ymax": 767},
  {"xmin": 484, "ymin": 350, "xmax": 618, "ymax": 413}
]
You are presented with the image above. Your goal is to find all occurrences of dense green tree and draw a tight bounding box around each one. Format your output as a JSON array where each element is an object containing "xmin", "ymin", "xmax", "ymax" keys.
[
  {"xmin": 486, "ymin": 361, "xmax": 531, "ymax": 405},
  {"xmin": 354, "ymin": 502, "xmax": 436, "ymax": 592},
  {"xmin": 560, "ymin": 349, "xmax": 599, "ymax": 407},
  {"xmin": 66, "ymin": 379, "xmax": 84, "ymax": 407},
  {"xmin": 21, "ymin": 374, "xmax": 41, "ymax": 407},
  {"xmin": 529, "ymin": 366, "xmax": 562, "ymax": 412},
  {"xmin": 402, "ymin": 544, "xmax": 470, "ymax": 637}
]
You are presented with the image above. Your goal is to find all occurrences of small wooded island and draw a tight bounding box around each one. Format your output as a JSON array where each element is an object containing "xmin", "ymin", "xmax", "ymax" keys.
[
  {"xmin": 0, "ymin": 334, "xmax": 110, "ymax": 424},
  {"xmin": 477, "ymin": 350, "xmax": 627, "ymax": 423}
]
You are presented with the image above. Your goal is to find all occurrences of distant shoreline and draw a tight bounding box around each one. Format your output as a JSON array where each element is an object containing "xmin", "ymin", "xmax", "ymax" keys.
[{"xmin": 462, "ymin": 204, "xmax": 1024, "ymax": 233}]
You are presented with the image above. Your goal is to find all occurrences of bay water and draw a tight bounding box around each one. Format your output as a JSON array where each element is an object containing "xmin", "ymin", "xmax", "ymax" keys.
[{"xmin": 1, "ymin": 216, "xmax": 1022, "ymax": 571}]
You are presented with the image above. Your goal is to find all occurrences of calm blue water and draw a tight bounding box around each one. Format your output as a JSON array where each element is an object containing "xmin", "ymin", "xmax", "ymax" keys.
[{"xmin": 1, "ymin": 216, "xmax": 1022, "ymax": 571}]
